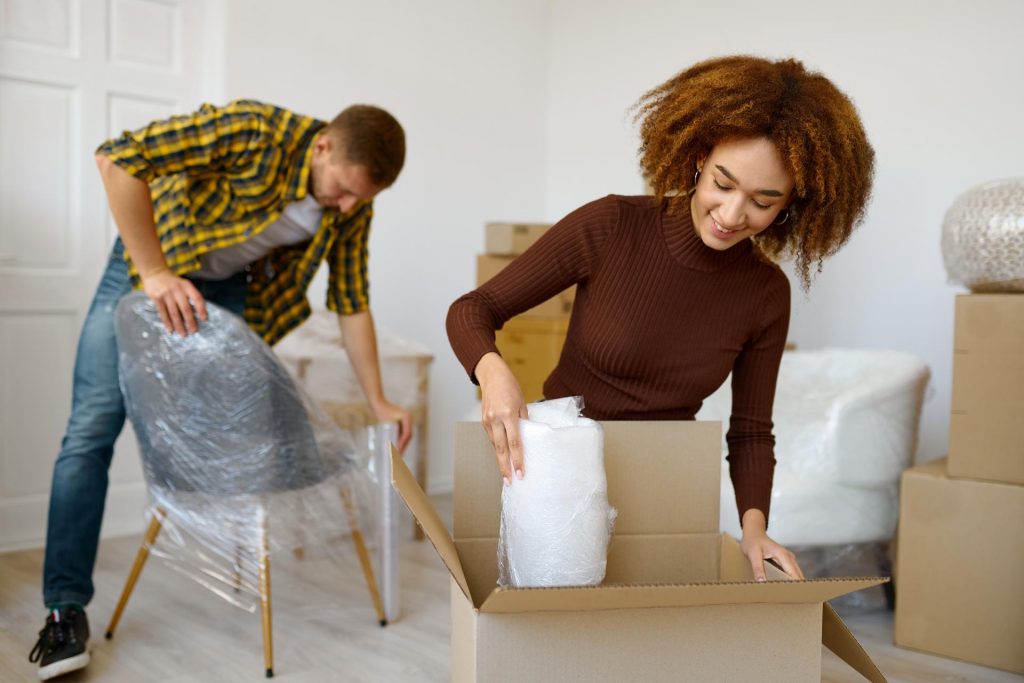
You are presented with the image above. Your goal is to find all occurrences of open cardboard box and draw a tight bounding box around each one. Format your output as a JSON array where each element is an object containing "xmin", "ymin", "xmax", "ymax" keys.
[{"xmin": 391, "ymin": 421, "xmax": 888, "ymax": 682}]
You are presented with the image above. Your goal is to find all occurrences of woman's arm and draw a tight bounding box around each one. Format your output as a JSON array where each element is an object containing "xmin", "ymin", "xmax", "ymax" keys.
[
  {"xmin": 726, "ymin": 272, "xmax": 804, "ymax": 579},
  {"xmin": 446, "ymin": 196, "xmax": 618, "ymax": 480}
]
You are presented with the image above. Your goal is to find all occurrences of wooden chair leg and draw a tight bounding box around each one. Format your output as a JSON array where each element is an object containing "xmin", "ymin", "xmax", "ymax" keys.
[
  {"xmin": 258, "ymin": 507, "xmax": 274, "ymax": 678},
  {"xmin": 105, "ymin": 508, "xmax": 164, "ymax": 639},
  {"xmin": 339, "ymin": 484, "xmax": 387, "ymax": 626},
  {"xmin": 232, "ymin": 543, "xmax": 244, "ymax": 593}
]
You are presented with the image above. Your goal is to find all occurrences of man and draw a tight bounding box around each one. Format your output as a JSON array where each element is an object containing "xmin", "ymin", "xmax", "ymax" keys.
[{"xmin": 29, "ymin": 100, "xmax": 412, "ymax": 680}]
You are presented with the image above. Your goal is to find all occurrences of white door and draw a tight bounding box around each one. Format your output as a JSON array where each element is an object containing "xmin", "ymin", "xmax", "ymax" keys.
[{"xmin": 0, "ymin": 0, "xmax": 225, "ymax": 551}]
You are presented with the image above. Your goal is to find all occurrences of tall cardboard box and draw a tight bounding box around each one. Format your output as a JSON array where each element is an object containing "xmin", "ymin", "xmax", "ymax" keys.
[
  {"xmin": 895, "ymin": 458, "xmax": 1024, "ymax": 674},
  {"xmin": 476, "ymin": 254, "xmax": 575, "ymax": 319},
  {"xmin": 948, "ymin": 294, "xmax": 1024, "ymax": 484},
  {"xmin": 485, "ymin": 222, "xmax": 551, "ymax": 255},
  {"xmin": 392, "ymin": 422, "xmax": 888, "ymax": 682},
  {"xmin": 494, "ymin": 318, "xmax": 569, "ymax": 402}
]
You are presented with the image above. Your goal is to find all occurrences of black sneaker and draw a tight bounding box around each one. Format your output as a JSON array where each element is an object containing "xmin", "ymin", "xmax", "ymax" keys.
[{"xmin": 28, "ymin": 606, "xmax": 91, "ymax": 680}]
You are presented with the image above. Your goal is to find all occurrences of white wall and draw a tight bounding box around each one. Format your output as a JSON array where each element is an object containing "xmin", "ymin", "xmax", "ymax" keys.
[
  {"xmin": 223, "ymin": 0, "xmax": 551, "ymax": 491},
  {"xmin": 220, "ymin": 0, "xmax": 1024, "ymax": 491},
  {"xmin": 542, "ymin": 0, "xmax": 1024, "ymax": 463}
]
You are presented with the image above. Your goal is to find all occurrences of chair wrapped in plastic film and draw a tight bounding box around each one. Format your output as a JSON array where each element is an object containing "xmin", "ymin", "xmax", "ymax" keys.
[{"xmin": 104, "ymin": 292, "xmax": 385, "ymax": 678}]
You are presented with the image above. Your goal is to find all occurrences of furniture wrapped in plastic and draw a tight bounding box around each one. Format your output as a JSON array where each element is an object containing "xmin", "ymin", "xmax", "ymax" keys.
[
  {"xmin": 498, "ymin": 397, "xmax": 617, "ymax": 587},
  {"xmin": 941, "ymin": 178, "xmax": 1024, "ymax": 292},
  {"xmin": 699, "ymin": 348, "xmax": 928, "ymax": 546},
  {"xmin": 114, "ymin": 292, "xmax": 377, "ymax": 612},
  {"xmin": 698, "ymin": 348, "xmax": 927, "ymax": 610}
]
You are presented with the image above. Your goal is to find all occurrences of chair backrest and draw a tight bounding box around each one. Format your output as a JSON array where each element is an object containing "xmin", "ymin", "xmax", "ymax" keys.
[{"xmin": 115, "ymin": 292, "xmax": 349, "ymax": 495}]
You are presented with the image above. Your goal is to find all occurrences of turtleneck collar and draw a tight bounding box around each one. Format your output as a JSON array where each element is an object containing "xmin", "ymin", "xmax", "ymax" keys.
[{"xmin": 660, "ymin": 196, "xmax": 751, "ymax": 271}]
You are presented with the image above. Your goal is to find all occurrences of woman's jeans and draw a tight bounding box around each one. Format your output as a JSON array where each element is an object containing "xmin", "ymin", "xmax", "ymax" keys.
[{"xmin": 43, "ymin": 239, "xmax": 248, "ymax": 607}]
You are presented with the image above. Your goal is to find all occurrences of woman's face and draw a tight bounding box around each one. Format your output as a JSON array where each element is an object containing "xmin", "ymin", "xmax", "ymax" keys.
[{"xmin": 689, "ymin": 137, "xmax": 795, "ymax": 251}]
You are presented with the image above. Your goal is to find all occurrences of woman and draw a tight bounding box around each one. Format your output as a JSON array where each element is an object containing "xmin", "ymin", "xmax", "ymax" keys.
[{"xmin": 446, "ymin": 55, "xmax": 874, "ymax": 581}]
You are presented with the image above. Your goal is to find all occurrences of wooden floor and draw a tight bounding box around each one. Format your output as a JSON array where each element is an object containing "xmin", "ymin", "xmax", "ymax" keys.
[{"xmin": 1, "ymin": 494, "xmax": 1019, "ymax": 683}]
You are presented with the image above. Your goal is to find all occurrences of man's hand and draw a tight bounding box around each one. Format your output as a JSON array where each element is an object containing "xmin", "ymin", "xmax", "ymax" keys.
[
  {"xmin": 739, "ymin": 509, "xmax": 805, "ymax": 581},
  {"xmin": 372, "ymin": 398, "xmax": 412, "ymax": 453},
  {"xmin": 141, "ymin": 269, "xmax": 207, "ymax": 336}
]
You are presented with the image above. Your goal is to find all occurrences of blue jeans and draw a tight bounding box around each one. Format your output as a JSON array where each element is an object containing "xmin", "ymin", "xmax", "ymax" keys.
[{"xmin": 43, "ymin": 240, "xmax": 249, "ymax": 607}]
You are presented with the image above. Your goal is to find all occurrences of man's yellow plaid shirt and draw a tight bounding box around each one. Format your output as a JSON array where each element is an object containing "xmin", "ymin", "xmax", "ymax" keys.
[{"xmin": 96, "ymin": 99, "xmax": 372, "ymax": 346}]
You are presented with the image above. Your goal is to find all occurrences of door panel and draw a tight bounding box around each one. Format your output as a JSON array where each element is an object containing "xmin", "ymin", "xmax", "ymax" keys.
[{"xmin": 0, "ymin": 0, "xmax": 221, "ymax": 551}]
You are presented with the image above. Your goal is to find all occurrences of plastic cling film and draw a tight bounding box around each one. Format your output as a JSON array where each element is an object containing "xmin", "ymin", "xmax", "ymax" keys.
[
  {"xmin": 497, "ymin": 397, "xmax": 617, "ymax": 588},
  {"xmin": 115, "ymin": 292, "xmax": 378, "ymax": 610}
]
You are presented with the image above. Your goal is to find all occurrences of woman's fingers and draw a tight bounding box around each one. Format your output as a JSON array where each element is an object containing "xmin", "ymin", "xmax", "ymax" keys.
[
  {"xmin": 475, "ymin": 353, "xmax": 530, "ymax": 484},
  {"xmin": 487, "ymin": 416, "xmax": 513, "ymax": 484},
  {"xmin": 770, "ymin": 548, "xmax": 805, "ymax": 580},
  {"xmin": 749, "ymin": 541, "xmax": 805, "ymax": 581},
  {"xmin": 746, "ymin": 548, "xmax": 767, "ymax": 582},
  {"xmin": 505, "ymin": 415, "xmax": 524, "ymax": 481}
]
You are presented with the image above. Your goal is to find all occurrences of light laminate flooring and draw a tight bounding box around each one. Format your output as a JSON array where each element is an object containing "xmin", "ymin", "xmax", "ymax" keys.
[{"xmin": 1, "ymin": 494, "xmax": 1019, "ymax": 682}]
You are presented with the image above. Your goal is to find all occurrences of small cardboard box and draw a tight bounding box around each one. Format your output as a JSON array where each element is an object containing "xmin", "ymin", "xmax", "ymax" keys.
[
  {"xmin": 391, "ymin": 421, "xmax": 888, "ymax": 682},
  {"xmin": 895, "ymin": 458, "xmax": 1024, "ymax": 674},
  {"xmin": 485, "ymin": 222, "xmax": 551, "ymax": 255},
  {"xmin": 949, "ymin": 293, "xmax": 1024, "ymax": 485},
  {"xmin": 476, "ymin": 254, "xmax": 574, "ymax": 319}
]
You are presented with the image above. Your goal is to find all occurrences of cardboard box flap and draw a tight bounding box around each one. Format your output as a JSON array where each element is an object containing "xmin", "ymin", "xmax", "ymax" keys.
[
  {"xmin": 389, "ymin": 445, "xmax": 472, "ymax": 602},
  {"xmin": 823, "ymin": 603, "xmax": 888, "ymax": 682},
  {"xmin": 478, "ymin": 577, "xmax": 887, "ymax": 614}
]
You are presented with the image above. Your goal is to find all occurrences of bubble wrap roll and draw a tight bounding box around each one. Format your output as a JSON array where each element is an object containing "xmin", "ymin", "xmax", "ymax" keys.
[
  {"xmin": 498, "ymin": 397, "xmax": 617, "ymax": 588},
  {"xmin": 941, "ymin": 178, "xmax": 1024, "ymax": 292}
]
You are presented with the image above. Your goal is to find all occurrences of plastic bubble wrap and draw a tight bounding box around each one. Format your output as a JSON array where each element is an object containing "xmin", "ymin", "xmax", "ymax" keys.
[
  {"xmin": 498, "ymin": 397, "xmax": 617, "ymax": 588},
  {"xmin": 941, "ymin": 178, "xmax": 1024, "ymax": 292},
  {"xmin": 115, "ymin": 292, "xmax": 377, "ymax": 611},
  {"xmin": 698, "ymin": 348, "xmax": 929, "ymax": 547}
]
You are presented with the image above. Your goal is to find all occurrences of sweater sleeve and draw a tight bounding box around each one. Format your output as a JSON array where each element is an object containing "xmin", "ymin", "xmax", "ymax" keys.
[
  {"xmin": 726, "ymin": 269, "xmax": 790, "ymax": 528},
  {"xmin": 446, "ymin": 195, "xmax": 618, "ymax": 383}
]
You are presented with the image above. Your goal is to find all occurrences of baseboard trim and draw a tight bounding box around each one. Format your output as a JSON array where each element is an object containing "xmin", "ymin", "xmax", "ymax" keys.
[{"xmin": 0, "ymin": 482, "xmax": 148, "ymax": 554}]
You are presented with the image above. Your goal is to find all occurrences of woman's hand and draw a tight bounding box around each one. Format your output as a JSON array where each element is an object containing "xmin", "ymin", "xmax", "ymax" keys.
[
  {"xmin": 475, "ymin": 352, "xmax": 529, "ymax": 485},
  {"xmin": 740, "ymin": 509, "xmax": 805, "ymax": 581},
  {"xmin": 141, "ymin": 269, "xmax": 207, "ymax": 336}
]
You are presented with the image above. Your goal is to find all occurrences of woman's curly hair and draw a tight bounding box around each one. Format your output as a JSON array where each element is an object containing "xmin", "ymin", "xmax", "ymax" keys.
[{"xmin": 634, "ymin": 55, "xmax": 874, "ymax": 288}]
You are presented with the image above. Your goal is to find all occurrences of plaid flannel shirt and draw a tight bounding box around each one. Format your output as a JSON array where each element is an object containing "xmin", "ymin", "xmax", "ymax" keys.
[{"xmin": 96, "ymin": 99, "xmax": 372, "ymax": 345}]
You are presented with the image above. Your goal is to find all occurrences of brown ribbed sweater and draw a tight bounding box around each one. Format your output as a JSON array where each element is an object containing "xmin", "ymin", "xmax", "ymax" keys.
[{"xmin": 447, "ymin": 195, "xmax": 790, "ymax": 524}]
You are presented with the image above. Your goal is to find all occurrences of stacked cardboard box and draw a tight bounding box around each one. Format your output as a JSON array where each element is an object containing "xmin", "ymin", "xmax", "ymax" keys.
[
  {"xmin": 895, "ymin": 294, "xmax": 1024, "ymax": 674},
  {"xmin": 478, "ymin": 222, "xmax": 573, "ymax": 401},
  {"xmin": 392, "ymin": 422, "xmax": 889, "ymax": 682}
]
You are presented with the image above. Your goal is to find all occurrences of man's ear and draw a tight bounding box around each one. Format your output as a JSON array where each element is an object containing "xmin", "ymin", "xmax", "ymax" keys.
[{"xmin": 314, "ymin": 133, "xmax": 332, "ymax": 155}]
